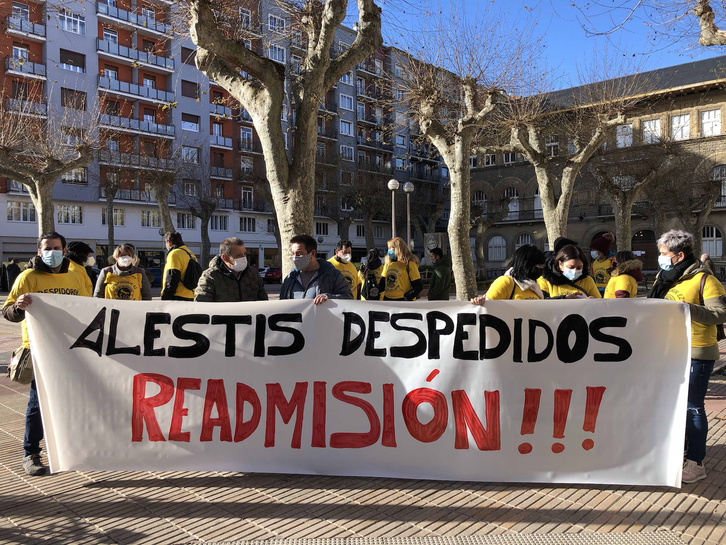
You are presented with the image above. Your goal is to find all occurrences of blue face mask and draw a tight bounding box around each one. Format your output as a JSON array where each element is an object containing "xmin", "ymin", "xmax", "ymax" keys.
[
  {"xmin": 562, "ymin": 268, "xmax": 583, "ymax": 282},
  {"xmin": 41, "ymin": 249, "xmax": 64, "ymax": 268},
  {"xmin": 658, "ymin": 255, "xmax": 674, "ymax": 271},
  {"xmin": 387, "ymin": 249, "xmax": 396, "ymax": 261},
  {"xmin": 590, "ymin": 250, "xmax": 600, "ymax": 260}
]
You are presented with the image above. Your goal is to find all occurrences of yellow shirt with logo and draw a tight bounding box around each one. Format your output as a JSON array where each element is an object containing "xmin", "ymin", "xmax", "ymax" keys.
[
  {"xmin": 537, "ymin": 275, "xmax": 601, "ymax": 298},
  {"xmin": 162, "ymin": 245, "xmax": 196, "ymax": 300},
  {"xmin": 359, "ymin": 264, "xmax": 384, "ymax": 301},
  {"xmin": 486, "ymin": 276, "xmax": 542, "ymax": 300},
  {"xmin": 591, "ymin": 257, "xmax": 614, "ymax": 291},
  {"xmin": 3, "ymin": 266, "xmax": 88, "ymax": 348},
  {"xmin": 68, "ymin": 259, "xmax": 93, "ymax": 297},
  {"xmin": 382, "ymin": 260, "xmax": 420, "ymax": 300},
  {"xmin": 103, "ymin": 271, "xmax": 144, "ymax": 300},
  {"xmin": 328, "ymin": 257, "xmax": 361, "ymax": 299},
  {"xmin": 604, "ymin": 274, "xmax": 638, "ymax": 299},
  {"xmin": 664, "ymin": 272, "xmax": 725, "ymax": 350}
]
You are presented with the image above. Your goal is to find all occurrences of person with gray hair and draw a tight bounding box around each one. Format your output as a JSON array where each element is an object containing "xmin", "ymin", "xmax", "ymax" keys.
[
  {"xmin": 648, "ymin": 229, "xmax": 726, "ymax": 484},
  {"xmin": 194, "ymin": 237, "xmax": 268, "ymax": 302}
]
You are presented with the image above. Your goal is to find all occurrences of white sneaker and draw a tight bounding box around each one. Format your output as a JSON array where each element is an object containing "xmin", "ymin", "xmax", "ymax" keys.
[{"xmin": 682, "ymin": 459, "xmax": 706, "ymax": 484}]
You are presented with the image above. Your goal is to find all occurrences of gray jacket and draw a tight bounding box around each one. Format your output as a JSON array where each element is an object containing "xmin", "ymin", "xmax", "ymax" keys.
[
  {"xmin": 94, "ymin": 264, "xmax": 152, "ymax": 300},
  {"xmin": 194, "ymin": 255, "xmax": 268, "ymax": 302},
  {"xmin": 280, "ymin": 259, "xmax": 353, "ymax": 300}
]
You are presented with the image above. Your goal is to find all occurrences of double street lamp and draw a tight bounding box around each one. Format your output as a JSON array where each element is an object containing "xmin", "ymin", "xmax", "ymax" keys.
[
  {"xmin": 387, "ymin": 178, "xmax": 399, "ymax": 238},
  {"xmin": 403, "ymin": 181, "xmax": 414, "ymax": 249},
  {"xmin": 387, "ymin": 179, "xmax": 415, "ymax": 246}
]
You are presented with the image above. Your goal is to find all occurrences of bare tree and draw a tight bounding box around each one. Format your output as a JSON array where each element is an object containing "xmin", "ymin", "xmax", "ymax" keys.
[
  {"xmin": 0, "ymin": 88, "xmax": 99, "ymax": 233},
  {"xmin": 349, "ymin": 169, "xmax": 390, "ymax": 251},
  {"xmin": 409, "ymin": 181, "xmax": 446, "ymax": 253},
  {"xmin": 471, "ymin": 195, "xmax": 511, "ymax": 279},
  {"xmin": 185, "ymin": 0, "xmax": 382, "ymax": 274}
]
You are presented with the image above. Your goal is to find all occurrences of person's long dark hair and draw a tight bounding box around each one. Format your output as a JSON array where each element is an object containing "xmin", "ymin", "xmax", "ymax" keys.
[
  {"xmin": 510, "ymin": 245, "xmax": 545, "ymax": 281},
  {"xmin": 554, "ymin": 244, "xmax": 588, "ymax": 271}
]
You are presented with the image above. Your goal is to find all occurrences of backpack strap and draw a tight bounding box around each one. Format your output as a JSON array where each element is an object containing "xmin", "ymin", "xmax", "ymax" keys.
[
  {"xmin": 699, "ymin": 271, "xmax": 709, "ymax": 306},
  {"xmin": 509, "ymin": 279, "xmax": 517, "ymax": 299}
]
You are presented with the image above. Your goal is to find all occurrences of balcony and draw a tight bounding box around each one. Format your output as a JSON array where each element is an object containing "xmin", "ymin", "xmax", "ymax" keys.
[
  {"xmin": 98, "ymin": 150, "xmax": 174, "ymax": 171},
  {"xmin": 6, "ymin": 180, "xmax": 30, "ymax": 194},
  {"xmin": 409, "ymin": 144, "xmax": 439, "ymax": 161},
  {"xmin": 358, "ymin": 159, "xmax": 393, "ymax": 174},
  {"xmin": 239, "ymin": 140, "xmax": 262, "ymax": 154},
  {"xmin": 6, "ymin": 16, "xmax": 46, "ymax": 41},
  {"xmin": 215, "ymin": 198, "xmax": 234, "ymax": 209},
  {"xmin": 4, "ymin": 57, "xmax": 46, "ymax": 79},
  {"xmin": 410, "ymin": 171, "xmax": 442, "ymax": 183},
  {"xmin": 357, "ymin": 86, "xmax": 383, "ymax": 100},
  {"xmin": 319, "ymin": 100, "xmax": 337, "ymax": 114},
  {"xmin": 357, "ymin": 136, "xmax": 393, "ymax": 152},
  {"xmin": 239, "ymin": 166, "xmax": 255, "ymax": 179},
  {"xmin": 4, "ymin": 98, "xmax": 47, "ymax": 117},
  {"xmin": 210, "ymin": 103, "xmax": 233, "ymax": 118},
  {"xmin": 96, "ymin": 2, "xmax": 171, "ymax": 36},
  {"xmin": 100, "ymin": 186, "xmax": 176, "ymax": 204},
  {"xmin": 98, "ymin": 76, "xmax": 175, "ymax": 104},
  {"xmin": 357, "ymin": 61, "xmax": 382, "ymax": 77},
  {"xmin": 357, "ymin": 113, "xmax": 382, "ymax": 126},
  {"xmin": 239, "ymin": 109, "xmax": 253, "ymax": 123},
  {"xmin": 211, "ymin": 166, "xmax": 233, "ymax": 179},
  {"xmin": 100, "ymin": 114, "xmax": 174, "ymax": 137},
  {"xmin": 317, "ymin": 126, "xmax": 338, "ymax": 140},
  {"xmin": 236, "ymin": 199, "xmax": 275, "ymax": 213},
  {"xmin": 97, "ymin": 39, "xmax": 174, "ymax": 72},
  {"xmin": 316, "ymin": 149, "xmax": 339, "ymax": 166},
  {"xmin": 210, "ymin": 134, "xmax": 233, "ymax": 149}
]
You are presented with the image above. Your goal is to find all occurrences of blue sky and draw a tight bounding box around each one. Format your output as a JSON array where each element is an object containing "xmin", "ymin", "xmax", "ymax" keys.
[{"xmin": 359, "ymin": 0, "xmax": 726, "ymax": 90}]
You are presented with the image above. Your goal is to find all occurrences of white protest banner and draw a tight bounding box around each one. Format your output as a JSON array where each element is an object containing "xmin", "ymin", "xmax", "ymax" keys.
[{"xmin": 26, "ymin": 294, "xmax": 690, "ymax": 486}]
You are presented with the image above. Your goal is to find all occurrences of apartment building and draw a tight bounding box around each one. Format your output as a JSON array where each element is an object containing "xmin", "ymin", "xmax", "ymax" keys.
[
  {"xmin": 469, "ymin": 56, "xmax": 726, "ymax": 276},
  {"xmin": 0, "ymin": 0, "xmax": 449, "ymax": 266}
]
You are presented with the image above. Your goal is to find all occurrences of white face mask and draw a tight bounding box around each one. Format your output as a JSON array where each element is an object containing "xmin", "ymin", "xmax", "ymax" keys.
[
  {"xmin": 86, "ymin": 255, "xmax": 96, "ymax": 267},
  {"xmin": 338, "ymin": 254, "xmax": 352, "ymax": 264},
  {"xmin": 230, "ymin": 256, "xmax": 248, "ymax": 272},
  {"xmin": 117, "ymin": 256, "xmax": 133, "ymax": 268}
]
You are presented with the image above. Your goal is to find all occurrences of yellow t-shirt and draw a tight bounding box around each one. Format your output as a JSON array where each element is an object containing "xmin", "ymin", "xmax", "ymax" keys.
[
  {"xmin": 328, "ymin": 257, "xmax": 361, "ymax": 299},
  {"xmin": 664, "ymin": 272, "xmax": 726, "ymax": 349},
  {"xmin": 162, "ymin": 245, "xmax": 196, "ymax": 300},
  {"xmin": 3, "ymin": 265, "xmax": 89, "ymax": 348},
  {"xmin": 537, "ymin": 275, "xmax": 601, "ymax": 298},
  {"xmin": 591, "ymin": 257, "xmax": 614, "ymax": 291},
  {"xmin": 604, "ymin": 274, "xmax": 638, "ymax": 299},
  {"xmin": 382, "ymin": 260, "xmax": 420, "ymax": 300},
  {"xmin": 68, "ymin": 259, "xmax": 93, "ymax": 297},
  {"xmin": 359, "ymin": 264, "xmax": 384, "ymax": 301},
  {"xmin": 486, "ymin": 276, "xmax": 542, "ymax": 300},
  {"xmin": 104, "ymin": 271, "xmax": 144, "ymax": 300}
]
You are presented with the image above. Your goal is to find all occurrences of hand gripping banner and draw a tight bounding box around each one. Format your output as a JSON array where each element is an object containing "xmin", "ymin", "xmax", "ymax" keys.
[{"xmin": 26, "ymin": 294, "xmax": 691, "ymax": 486}]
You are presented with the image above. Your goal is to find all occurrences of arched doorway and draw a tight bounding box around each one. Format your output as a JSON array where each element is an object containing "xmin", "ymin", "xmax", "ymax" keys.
[{"xmin": 632, "ymin": 230, "xmax": 657, "ymax": 270}]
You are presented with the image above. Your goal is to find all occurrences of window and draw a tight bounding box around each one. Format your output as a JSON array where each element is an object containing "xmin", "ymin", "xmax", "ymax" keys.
[
  {"xmin": 268, "ymin": 44, "xmax": 286, "ymax": 63},
  {"xmin": 356, "ymin": 224, "xmax": 365, "ymax": 238},
  {"xmin": 142, "ymin": 39, "xmax": 156, "ymax": 54},
  {"xmin": 487, "ymin": 236, "xmax": 507, "ymax": 261},
  {"xmin": 357, "ymin": 78, "xmax": 365, "ymax": 95},
  {"xmin": 61, "ymin": 127, "xmax": 83, "ymax": 146},
  {"xmin": 374, "ymin": 225, "xmax": 384, "ymax": 239},
  {"xmin": 341, "ymin": 198, "xmax": 353, "ymax": 212},
  {"xmin": 504, "ymin": 187, "xmax": 519, "ymax": 220},
  {"xmin": 13, "ymin": 2, "xmax": 29, "ymax": 21},
  {"xmin": 7, "ymin": 201, "xmax": 35, "ymax": 223},
  {"xmin": 181, "ymin": 47, "xmax": 196, "ymax": 66},
  {"xmin": 241, "ymin": 186, "xmax": 253, "ymax": 209},
  {"xmin": 183, "ymin": 181, "xmax": 198, "ymax": 196},
  {"xmin": 141, "ymin": 210, "xmax": 161, "ymax": 228},
  {"xmin": 240, "ymin": 127, "xmax": 253, "ymax": 149},
  {"xmin": 240, "ymin": 157, "xmax": 254, "ymax": 176},
  {"xmin": 210, "ymin": 214, "xmax": 228, "ymax": 231},
  {"xmin": 59, "ymin": 49, "xmax": 85, "ymax": 73},
  {"xmin": 712, "ymin": 165, "xmax": 726, "ymax": 207},
  {"xmin": 11, "ymin": 80, "xmax": 27, "ymax": 100},
  {"xmin": 441, "ymin": 167, "xmax": 449, "ymax": 178},
  {"xmin": 58, "ymin": 9, "xmax": 86, "ymax": 34},
  {"xmin": 534, "ymin": 188, "xmax": 543, "ymax": 218},
  {"xmin": 106, "ymin": 137, "xmax": 119, "ymax": 151},
  {"xmin": 103, "ymin": 28, "xmax": 118, "ymax": 43},
  {"xmin": 182, "ymin": 146, "xmax": 199, "ymax": 163},
  {"xmin": 396, "ymin": 89, "xmax": 404, "ymax": 101},
  {"xmin": 143, "ymin": 75, "xmax": 156, "ymax": 89},
  {"xmin": 395, "ymin": 135, "xmax": 405, "ymax": 147},
  {"xmin": 340, "ymin": 72, "xmax": 352, "ymax": 85},
  {"xmin": 181, "ymin": 80, "xmax": 199, "ymax": 99},
  {"xmin": 503, "ymin": 152, "xmax": 516, "ymax": 164},
  {"xmin": 484, "ymin": 154, "xmax": 496, "ymax": 167},
  {"xmin": 177, "ymin": 213, "xmax": 196, "ymax": 229},
  {"xmin": 642, "ymin": 119, "xmax": 661, "ymax": 144},
  {"xmin": 357, "ymin": 102, "xmax": 366, "ymax": 120},
  {"xmin": 57, "ymin": 205, "xmax": 83, "ymax": 224},
  {"xmin": 316, "ymin": 222, "xmax": 329, "ymax": 236},
  {"xmin": 395, "ymin": 112, "xmax": 406, "ymax": 126},
  {"xmin": 703, "ymin": 226, "xmax": 723, "ymax": 257},
  {"xmin": 395, "ymin": 158, "xmax": 404, "ymax": 170},
  {"xmin": 240, "ymin": 216, "xmax": 256, "ymax": 232},
  {"xmin": 267, "ymin": 218, "xmax": 277, "ymax": 234},
  {"xmin": 104, "ymin": 67, "xmax": 118, "ymax": 80},
  {"xmin": 269, "ymin": 14, "xmax": 286, "ymax": 32},
  {"xmin": 394, "ymin": 64, "xmax": 403, "ymax": 77},
  {"xmin": 340, "ymin": 145, "xmax": 354, "ymax": 161},
  {"xmin": 61, "ymin": 88, "xmax": 86, "ymax": 110},
  {"xmin": 545, "ymin": 136, "xmax": 559, "ymax": 157},
  {"xmin": 143, "ymin": 108, "xmax": 155, "ymax": 123},
  {"xmin": 340, "ymin": 94, "xmax": 354, "ymax": 111},
  {"xmin": 671, "ymin": 114, "xmax": 690, "ymax": 141},
  {"xmin": 102, "ymin": 208, "xmax": 125, "ymax": 226},
  {"xmin": 616, "ymin": 124, "xmax": 633, "ymax": 148},
  {"xmin": 291, "ymin": 54, "xmax": 302, "ymax": 74},
  {"xmin": 469, "ymin": 156, "xmax": 478, "ymax": 168},
  {"xmin": 702, "ymin": 109, "xmax": 721, "ymax": 137},
  {"xmin": 516, "ymin": 234, "xmax": 533, "ymax": 249},
  {"xmin": 12, "ymin": 45, "xmax": 28, "ymax": 60},
  {"xmin": 340, "ymin": 120, "xmax": 353, "ymax": 136},
  {"xmin": 181, "ymin": 113, "xmax": 200, "ymax": 132},
  {"xmin": 141, "ymin": 5, "xmax": 155, "ymax": 19},
  {"xmin": 212, "ymin": 122, "xmax": 223, "ymax": 136},
  {"xmin": 240, "ymin": 8, "xmax": 251, "ymax": 27},
  {"xmin": 63, "ymin": 168, "xmax": 87, "ymax": 184}
]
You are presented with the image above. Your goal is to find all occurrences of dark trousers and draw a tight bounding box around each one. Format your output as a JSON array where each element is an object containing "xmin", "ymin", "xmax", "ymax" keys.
[
  {"xmin": 24, "ymin": 380, "xmax": 43, "ymax": 456},
  {"xmin": 686, "ymin": 359, "xmax": 714, "ymax": 464}
]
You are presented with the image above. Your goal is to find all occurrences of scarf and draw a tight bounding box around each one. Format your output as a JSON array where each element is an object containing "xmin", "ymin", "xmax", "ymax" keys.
[
  {"xmin": 647, "ymin": 253, "xmax": 697, "ymax": 299},
  {"xmin": 504, "ymin": 268, "xmax": 544, "ymax": 300}
]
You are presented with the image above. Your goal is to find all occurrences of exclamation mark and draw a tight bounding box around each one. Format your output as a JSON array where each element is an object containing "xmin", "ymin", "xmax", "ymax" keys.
[
  {"xmin": 552, "ymin": 389, "xmax": 572, "ymax": 453},
  {"xmin": 582, "ymin": 386, "xmax": 606, "ymax": 451},
  {"xmin": 518, "ymin": 388, "xmax": 541, "ymax": 454}
]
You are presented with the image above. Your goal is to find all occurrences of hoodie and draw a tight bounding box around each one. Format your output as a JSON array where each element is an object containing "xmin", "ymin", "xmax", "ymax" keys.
[
  {"xmin": 427, "ymin": 255, "xmax": 452, "ymax": 300},
  {"xmin": 537, "ymin": 257, "xmax": 601, "ymax": 298}
]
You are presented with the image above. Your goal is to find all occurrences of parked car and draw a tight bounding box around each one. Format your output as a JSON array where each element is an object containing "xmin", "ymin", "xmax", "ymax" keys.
[{"xmin": 264, "ymin": 267, "xmax": 282, "ymax": 283}]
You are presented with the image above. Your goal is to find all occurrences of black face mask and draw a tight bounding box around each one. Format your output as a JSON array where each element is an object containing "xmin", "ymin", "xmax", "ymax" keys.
[{"xmin": 528, "ymin": 268, "xmax": 542, "ymax": 281}]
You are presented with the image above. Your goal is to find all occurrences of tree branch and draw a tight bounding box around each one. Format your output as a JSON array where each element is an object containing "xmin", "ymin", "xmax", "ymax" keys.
[{"xmin": 695, "ymin": 1, "xmax": 726, "ymax": 46}]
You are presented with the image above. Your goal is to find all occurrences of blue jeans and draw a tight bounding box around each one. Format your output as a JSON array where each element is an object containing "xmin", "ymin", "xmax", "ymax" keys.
[
  {"xmin": 686, "ymin": 359, "xmax": 714, "ymax": 464},
  {"xmin": 24, "ymin": 380, "xmax": 43, "ymax": 457}
]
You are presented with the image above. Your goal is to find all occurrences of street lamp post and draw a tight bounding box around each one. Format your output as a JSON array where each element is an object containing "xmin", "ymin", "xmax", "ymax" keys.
[
  {"xmin": 403, "ymin": 182, "xmax": 414, "ymax": 249},
  {"xmin": 387, "ymin": 178, "xmax": 399, "ymax": 238}
]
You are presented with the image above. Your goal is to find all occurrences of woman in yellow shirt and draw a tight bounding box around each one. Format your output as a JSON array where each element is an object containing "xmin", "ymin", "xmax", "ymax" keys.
[
  {"xmin": 603, "ymin": 251, "xmax": 642, "ymax": 299},
  {"xmin": 538, "ymin": 244, "xmax": 601, "ymax": 299},
  {"xmin": 94, "ymin": 244, "xmax": 152, "ymax": 300},
  {"xmin": 471, "ymin": 245, "xmax": 545, "ymax": 303},
  {"xmin": 377, "ymin": 237, "xmax": 423, "ymax": 301}
]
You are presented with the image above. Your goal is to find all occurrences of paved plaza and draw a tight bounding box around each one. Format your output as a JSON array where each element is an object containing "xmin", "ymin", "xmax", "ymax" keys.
[{"xmin": 0, "ymin": 301, "xmax": 724, "ymax": 545}]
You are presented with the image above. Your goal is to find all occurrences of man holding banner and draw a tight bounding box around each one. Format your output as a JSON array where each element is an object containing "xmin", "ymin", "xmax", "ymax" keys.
[{"xmin": 2, "ymin": 232, "xmax": 89, "ymax": 476}]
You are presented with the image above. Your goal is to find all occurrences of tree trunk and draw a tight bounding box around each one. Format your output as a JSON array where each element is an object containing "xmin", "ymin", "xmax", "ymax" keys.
[
  {"xmin": 336, "ymin": 217, "xmax": 352, "ymax": 241},
  {"xmin": 154, "ymin": 190, "xmax": 175, "ymax": 234},
  {"xmin": 106, "ymin": 190, "xmax": 117, "ymax": 251},
  {"xmin": 27, "ymin": 179, "xmax": 55, "ymax": 235},
  {"xmin": 474, "ymin": 219, "xmax": 488, "ymax": 280},
  {"xmin": 364, "ymin": 211, "xmax": 375, "ymax": 252},
  {"xmin": 611, "ymin": 193, "xmax": 636, "ymax": 252},
  {"xmin": 200, "ymin": 213, "xmax": 211, "ymax": 266},
  {"xmin": 447, "ymin": 137, "xmax": 477, "ymax": 300}
]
